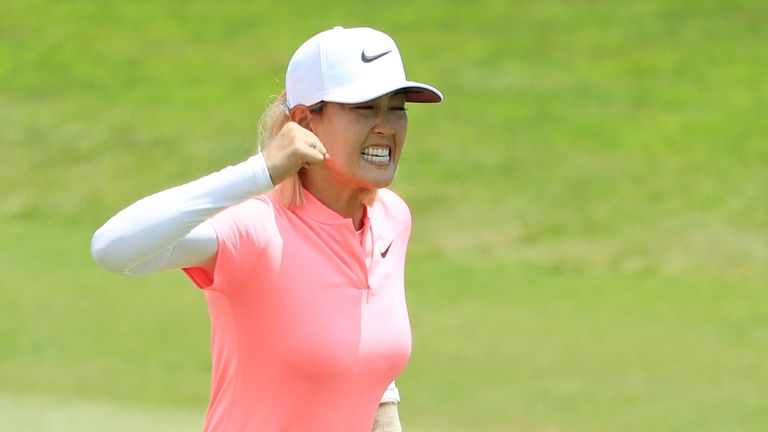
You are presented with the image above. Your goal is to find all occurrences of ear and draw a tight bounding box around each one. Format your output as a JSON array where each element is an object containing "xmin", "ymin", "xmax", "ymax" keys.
[{"xmin": 289, "ymin": 105, "xmax": 313, "ymax": 130}]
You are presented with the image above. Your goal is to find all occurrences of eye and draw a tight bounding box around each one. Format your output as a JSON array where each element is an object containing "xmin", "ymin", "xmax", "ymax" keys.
[
  {"xmin": 391, "ymin": 106, "xmax": 407, "ymax": 112},
  {"xmin": 354, "ymin": 105, "xmax": 375, "ymax": 110}
]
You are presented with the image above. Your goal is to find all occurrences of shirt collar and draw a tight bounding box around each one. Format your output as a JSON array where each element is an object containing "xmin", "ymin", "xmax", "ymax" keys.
[{"xmin": 299, "ymin": 189, "xmax": 371, "ymax": 228}]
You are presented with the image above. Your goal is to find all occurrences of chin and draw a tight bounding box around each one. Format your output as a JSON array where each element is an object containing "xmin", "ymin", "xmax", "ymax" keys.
[
  {"xmin": 365, "ymin": 173, "xmax": 396, "ymax": 189},
  {"xmin": 357, "ymin": 166, "xmax": 396, "ymax": 189}
]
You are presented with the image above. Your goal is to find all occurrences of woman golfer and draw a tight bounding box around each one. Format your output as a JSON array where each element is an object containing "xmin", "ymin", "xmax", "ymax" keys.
[{"xmin": 92, "ymin": 26, "xmax": 442, "ymax": 431}]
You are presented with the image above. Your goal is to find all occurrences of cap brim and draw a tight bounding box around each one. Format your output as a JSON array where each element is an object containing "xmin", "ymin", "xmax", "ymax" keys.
[
  {"xmin": 402, "ymin": 81, "xmax": 443, "ymax": 103},
  {"xmin": 323, "ymin": 79, "xmax": 443, "ymax": 105}
]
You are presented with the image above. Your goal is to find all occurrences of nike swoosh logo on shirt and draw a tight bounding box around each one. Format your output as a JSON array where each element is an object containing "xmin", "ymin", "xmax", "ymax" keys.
[
  {"xmin": 381, "ymin": 240, "xmax": 394, "ymax": 258},
  {"xmin": 361, "ymin": 49, "xmax": 392, "ymax": 63}
]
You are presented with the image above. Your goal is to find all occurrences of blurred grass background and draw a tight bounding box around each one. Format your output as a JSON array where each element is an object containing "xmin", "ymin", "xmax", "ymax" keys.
[{"xmin": 2, "ymin": 0, "xmax": 767, "ymax": 431}]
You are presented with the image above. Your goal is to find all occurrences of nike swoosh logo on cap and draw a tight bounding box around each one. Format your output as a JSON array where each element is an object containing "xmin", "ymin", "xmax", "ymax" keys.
[{"xmin": 361, "ymin": 49, "xmax": 392, "ymax": 63}]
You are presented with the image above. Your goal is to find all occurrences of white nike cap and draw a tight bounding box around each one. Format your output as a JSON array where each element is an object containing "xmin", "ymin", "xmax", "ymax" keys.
[{"xmin": 285, "ymin": 26, "xmax": 443, "ymax": 109}]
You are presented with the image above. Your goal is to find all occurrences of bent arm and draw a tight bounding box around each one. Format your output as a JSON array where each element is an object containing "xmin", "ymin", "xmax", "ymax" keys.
[{"xmin": 91, "ymin": 154, "xmax": 274, "ymax": 275}]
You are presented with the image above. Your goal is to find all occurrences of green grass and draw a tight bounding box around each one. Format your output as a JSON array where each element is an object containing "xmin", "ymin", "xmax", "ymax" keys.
[
  {"xmin": 0, "ymin": 393, "xmax": 203, "ymax": 432},
  {"xmin": 2, "ymin": 0, "xmax": 767, "ymax": 430}
]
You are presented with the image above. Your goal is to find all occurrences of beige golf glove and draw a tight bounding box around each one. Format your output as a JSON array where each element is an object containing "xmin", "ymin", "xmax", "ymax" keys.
[{"xmin": 372, "ymin": 402, "xmax": 402, "ymax": 432}]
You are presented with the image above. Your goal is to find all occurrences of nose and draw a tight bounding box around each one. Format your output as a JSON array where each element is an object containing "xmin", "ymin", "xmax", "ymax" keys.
[{"xmin": 372, "ymin": 108, "xmax": 396, "ymax": 136}]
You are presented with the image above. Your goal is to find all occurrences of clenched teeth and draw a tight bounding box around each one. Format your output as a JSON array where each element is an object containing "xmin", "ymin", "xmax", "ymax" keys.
[
  {"xmin": 361, "ymin": 154, "xmax": 390, "ymax": 164},
  {"xmin": 361, "ymin": 147, "xmax": 391, "ymax": 164},
  {"xmin": 361, "ymin": 147, "xmax": 390, "ymax": 157}
]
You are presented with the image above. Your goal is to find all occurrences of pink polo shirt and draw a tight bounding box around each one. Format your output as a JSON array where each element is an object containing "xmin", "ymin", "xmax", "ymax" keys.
[{"xmin": 183, "ymin": 188, "xmax": 412, "ymax": 431}]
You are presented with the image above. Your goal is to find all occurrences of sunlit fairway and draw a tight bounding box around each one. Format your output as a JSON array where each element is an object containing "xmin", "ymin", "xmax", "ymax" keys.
[{"xmin": 2, "ymin": 1, "xmax": 766, "ymax": 431}]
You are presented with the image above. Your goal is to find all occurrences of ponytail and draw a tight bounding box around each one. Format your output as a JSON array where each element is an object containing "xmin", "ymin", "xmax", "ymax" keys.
[{"xmin": 258, "ymin": 91, "xmax": 304, "ymax": 208}]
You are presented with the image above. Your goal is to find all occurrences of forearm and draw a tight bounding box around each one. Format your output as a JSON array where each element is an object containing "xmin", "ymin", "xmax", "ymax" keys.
[
  {"xmin": 91, "ymin": 153, "xmax": 273, "ymax": 274},
  {"xmin": 372, "ymin": 402, "xmax": 401, "ymax": 432},
  {"xmin": 372, "ymin": 380, "xmax": 402, "ymax": 432}
]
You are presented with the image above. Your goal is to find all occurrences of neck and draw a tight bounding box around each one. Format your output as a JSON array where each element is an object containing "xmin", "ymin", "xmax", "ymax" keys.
[{"xmin": 300, "ymin": 171, "xmax": 368, "ymax": 230}]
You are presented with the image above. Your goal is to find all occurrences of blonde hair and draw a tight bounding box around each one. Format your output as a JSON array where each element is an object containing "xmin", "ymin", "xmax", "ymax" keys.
[
  {"xmin": 257, "ymin": 91, "xmax": 377, "ymax": 208},
  {"xmin": 257, "ymin": 91, "xmax": 304, "ymax": 207}
]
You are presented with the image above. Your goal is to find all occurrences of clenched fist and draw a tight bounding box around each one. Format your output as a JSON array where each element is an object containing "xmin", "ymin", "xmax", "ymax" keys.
[{"xmin": 262, "ymin": 122, "xmax": 329, "ymax": 185}]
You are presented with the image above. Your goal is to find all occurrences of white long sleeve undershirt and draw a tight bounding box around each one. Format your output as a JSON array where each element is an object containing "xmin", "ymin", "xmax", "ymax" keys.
[
  {"xmin": 90, "ymin": 153, "xmax": 401, "ymax": 403},
  {"xmin": 91, "ymin": 153, "xmax": 274, "ymax": 275}
]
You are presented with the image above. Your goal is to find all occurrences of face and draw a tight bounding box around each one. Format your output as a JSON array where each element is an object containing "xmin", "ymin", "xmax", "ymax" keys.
[{"xmin": 308, "ymin": 91, "xmax": 408, "ymax": 190}]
